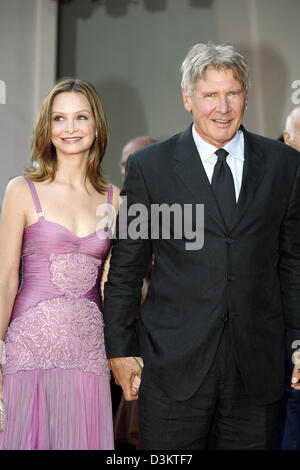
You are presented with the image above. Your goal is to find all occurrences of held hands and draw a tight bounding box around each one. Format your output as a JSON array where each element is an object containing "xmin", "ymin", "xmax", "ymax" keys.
[
  {"xmin": 109, "ymin": 356, "xmax": 143, "ymax": 401},
  {"xmin": 291, "ymin": 350, "xmax": 300, "ymax": 390}
]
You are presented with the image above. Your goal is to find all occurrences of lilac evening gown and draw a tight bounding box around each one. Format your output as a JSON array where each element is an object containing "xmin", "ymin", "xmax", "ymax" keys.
[{"xmin": 0, "ymin": 176, "xmax": 114, "ymax": 450}]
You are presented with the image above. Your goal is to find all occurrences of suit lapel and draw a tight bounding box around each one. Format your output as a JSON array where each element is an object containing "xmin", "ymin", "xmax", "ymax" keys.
[
  {"xmin": 229, "ymin": 126, "xmax": 265, "ymax": 231},
  {"xmin": 172, "ymin": 125, "xmax": 227, "ymax": 233}
]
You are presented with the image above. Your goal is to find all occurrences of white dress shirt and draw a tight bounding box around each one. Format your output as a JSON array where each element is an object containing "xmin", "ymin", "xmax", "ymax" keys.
[{"xmin": 192, "ymin": 124, "xmax": 245, "ymax": 201}]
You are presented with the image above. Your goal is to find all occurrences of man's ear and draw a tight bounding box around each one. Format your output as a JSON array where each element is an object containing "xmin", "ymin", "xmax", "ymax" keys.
[
  {"xmin": 283, "ymin": 130, "xmax": 291, "ymax": 146},
  {"xmin": 182, "ymin": 88, "xmax": 192, "ymax": 113}
]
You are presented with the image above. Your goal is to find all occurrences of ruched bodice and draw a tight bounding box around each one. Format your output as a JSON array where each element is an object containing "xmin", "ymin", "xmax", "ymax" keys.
[{"xmin": 12, "ymin": 217, "xmax": 111, "ymax": 321}]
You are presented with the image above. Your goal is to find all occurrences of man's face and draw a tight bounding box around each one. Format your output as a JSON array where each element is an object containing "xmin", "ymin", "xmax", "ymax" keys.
[
  {"xmin": 182, "ymin": 67, "xmax": 248, "ymax": 148},
  {"xmin": 284, "ymin": 113, "xmax": 300, "ymax": 152}
]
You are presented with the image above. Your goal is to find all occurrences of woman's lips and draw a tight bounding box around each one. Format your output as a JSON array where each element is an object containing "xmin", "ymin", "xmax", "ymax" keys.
[{"xmin": 61, "ymin": 137, "xmax": 82, "ymax": 143}]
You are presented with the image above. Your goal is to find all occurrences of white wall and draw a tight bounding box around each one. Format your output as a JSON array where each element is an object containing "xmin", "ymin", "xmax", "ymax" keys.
[
  {"xmin": 0, "ymin": 0, "xmax": 57, "ymax": 202},
  {"xmin": 58, "ymin": 0, "xmax": 300, "ymax": 188}
]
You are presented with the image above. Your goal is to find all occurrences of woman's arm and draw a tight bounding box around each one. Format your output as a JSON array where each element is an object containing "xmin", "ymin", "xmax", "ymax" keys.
[
  {"xmin": 100, "ymin": 185, "xmax": 120, "ymax": 299},
  {"xmin": 0, "ymin": 177, "xmax": 27, "ymax": 341}
]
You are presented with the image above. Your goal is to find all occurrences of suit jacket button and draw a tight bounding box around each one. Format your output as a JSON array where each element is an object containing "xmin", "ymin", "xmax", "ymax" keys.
[
  {"xmin": 227, "ymin": 274, "xmax": 236, "ymax": 281},
  {"xmin": 221, "ymin": 313, "xmax": 229, "ymax": 322},
  {"xmin": 226, "ymin": 237, "xmax": 234, "ymax": 244}
]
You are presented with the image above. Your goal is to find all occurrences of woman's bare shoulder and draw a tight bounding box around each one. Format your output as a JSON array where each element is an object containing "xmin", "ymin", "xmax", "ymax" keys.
[
  {"xmin": 3, "ymin": 176, "xmax": 37, "ymax": 217},
  {"xmin": 3, "ymin": 176, "xmax": 32, "ymax": 204},
  {"xmin": 5, "ymin": 175, "xmax": 28, "ymax": 192}
]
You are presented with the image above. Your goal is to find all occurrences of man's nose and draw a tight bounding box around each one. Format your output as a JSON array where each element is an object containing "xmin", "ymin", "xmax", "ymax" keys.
[{"xmin": 216, "ymin": 96, "xmax": 230, "ymax": 113}]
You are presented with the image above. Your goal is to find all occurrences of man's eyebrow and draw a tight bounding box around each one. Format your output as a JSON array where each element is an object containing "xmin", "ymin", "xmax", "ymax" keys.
[{"xmin": 202, "ymin": 87, "xmax": 242, "ymax": 93}]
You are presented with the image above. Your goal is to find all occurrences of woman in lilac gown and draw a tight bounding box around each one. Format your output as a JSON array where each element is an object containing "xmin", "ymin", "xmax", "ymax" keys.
[{"xmin": 0, "ymin": 79, "xmax": 119, "ymax": 449}]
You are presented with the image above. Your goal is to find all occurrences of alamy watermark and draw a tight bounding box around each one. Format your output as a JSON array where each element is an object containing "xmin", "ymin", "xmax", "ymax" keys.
[
  {"xmin": 0, "ymin": 80, "xmax": 6, "ymax": 104},
  {"xmin": 95, "ymin": 197, "xmax": 204, "ymax": 251},
  {"xmin": 291, "ymin": 80, "xmax": 300, "ymax": 105}
]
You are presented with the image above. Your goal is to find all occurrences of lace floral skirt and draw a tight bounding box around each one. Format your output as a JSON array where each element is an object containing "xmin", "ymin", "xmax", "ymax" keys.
[
  {"xmin": 0, "ymin": 368, "xmax": 114, "ymax": 450},
  {"xmin": 0, "ymin": 252, "xmax": 114, "ymax": 449}
]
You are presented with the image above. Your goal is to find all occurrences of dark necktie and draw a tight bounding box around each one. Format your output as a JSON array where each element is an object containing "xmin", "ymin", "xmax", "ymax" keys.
[{"xmin": 211, "ymin": 148, "xmax": 236, "ymax": 229}]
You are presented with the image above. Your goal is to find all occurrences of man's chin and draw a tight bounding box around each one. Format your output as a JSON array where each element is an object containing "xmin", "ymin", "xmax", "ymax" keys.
[{"xmin": 210, "ymin": 131, "xmax": 237, "ymax": 147}]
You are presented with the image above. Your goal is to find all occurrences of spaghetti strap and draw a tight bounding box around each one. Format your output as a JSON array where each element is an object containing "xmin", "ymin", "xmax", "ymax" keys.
[
  {"xmin": 24, "ymin": 176, "xmax": 44, "ymax": 218},
  {"xmin": 107, "ymin": 185, "xmax": 113, "ymax": 224}
]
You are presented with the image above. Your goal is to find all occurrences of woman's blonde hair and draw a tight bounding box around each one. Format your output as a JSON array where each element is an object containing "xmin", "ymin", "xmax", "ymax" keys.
[{"xmin": 26, "ymin": 78, "xmax": 109, "ymax": 194}]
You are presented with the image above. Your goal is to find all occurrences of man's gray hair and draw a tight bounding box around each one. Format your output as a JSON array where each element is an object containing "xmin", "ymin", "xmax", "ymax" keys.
[{"xmin": 181, "ymin": 42, "xmax": 249, "ymax": 97}]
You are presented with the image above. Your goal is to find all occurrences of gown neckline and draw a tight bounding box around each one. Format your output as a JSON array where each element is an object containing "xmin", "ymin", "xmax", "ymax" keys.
[{"xmin": 24, "ymin": 217, "xmax": 110, "ymax": 240}]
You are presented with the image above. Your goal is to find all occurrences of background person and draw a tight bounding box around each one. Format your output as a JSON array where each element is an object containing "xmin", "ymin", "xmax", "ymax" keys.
[
  {"xmin": 283, "ymin": 106, "xmax": 300, "ymax": 152},
  {"xmin": 0, "ymin": 79, "xmax": 119, "ymax": 450},
  {"xmin": 103, "ymin": 42, "xmax": 300, "ymax": 450},
  {"xmin": 120, "ymin": 136, "xmax": 157, "ymax": 181}
]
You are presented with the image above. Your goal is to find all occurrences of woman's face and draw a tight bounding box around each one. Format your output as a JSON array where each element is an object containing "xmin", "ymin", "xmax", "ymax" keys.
[{"xmin": 51, "ymin": 91, "xmax": 96, "ymax": 159}]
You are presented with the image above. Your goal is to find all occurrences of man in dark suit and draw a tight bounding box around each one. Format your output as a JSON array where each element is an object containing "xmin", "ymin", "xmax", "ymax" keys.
[{"xmin": 103, "ymin": 42, "xmax": 300, "ymax": 450}]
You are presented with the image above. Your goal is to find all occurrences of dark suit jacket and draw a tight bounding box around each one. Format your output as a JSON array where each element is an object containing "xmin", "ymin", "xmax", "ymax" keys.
[{"xmin": 103, "ymin": 124, "xmax": 300, "ymax": 404}]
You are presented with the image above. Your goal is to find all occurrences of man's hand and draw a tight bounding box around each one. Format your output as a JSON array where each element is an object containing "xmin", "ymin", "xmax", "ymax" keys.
[
  {"xmin": 291, "ymin": 350, "xmax": 300, "ymax": 390},
  {"xmin": 109, "ymin": 356, "xmax": 142, "ymax": 401}
]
